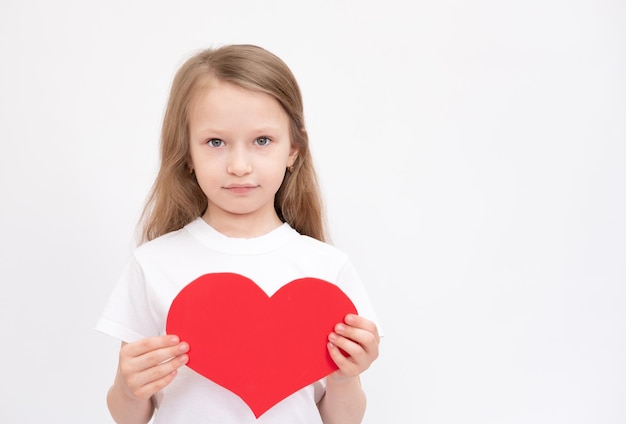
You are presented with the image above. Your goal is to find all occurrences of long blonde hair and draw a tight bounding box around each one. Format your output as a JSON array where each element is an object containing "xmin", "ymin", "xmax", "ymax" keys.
[{"xmin": 139, "ymin": 44, "xmax": 326, "ymax": 243}]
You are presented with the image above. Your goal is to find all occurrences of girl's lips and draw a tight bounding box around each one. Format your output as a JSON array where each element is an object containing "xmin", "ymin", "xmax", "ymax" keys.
[{"xmin": 224, "ymin": 184, "xmax": 257, "ymax": 194}]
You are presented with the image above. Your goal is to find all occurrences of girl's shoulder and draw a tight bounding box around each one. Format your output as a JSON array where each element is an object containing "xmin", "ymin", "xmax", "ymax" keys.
[
  {"xmin": 290, "ymin": 232, "xmax": 351, "ymax": 264},
  {"xmin": 132, "ymin": 223, "xmax": 195, "ymax": 261}
]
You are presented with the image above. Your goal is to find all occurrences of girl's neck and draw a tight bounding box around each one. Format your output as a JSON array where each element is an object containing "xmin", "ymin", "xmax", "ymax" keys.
[{"xmin": 201, "ymin": 212, "xmax": 283, "ymax": 239}]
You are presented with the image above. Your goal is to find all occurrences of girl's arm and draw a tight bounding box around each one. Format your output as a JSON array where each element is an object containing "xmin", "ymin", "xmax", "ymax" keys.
[
  {"xmin": 317, "ymin": 314, "xmax": 380, "ymax": 424},
  {"xmin": 107, "ymin": 336, "xmax": 189, "ymax": 424}
]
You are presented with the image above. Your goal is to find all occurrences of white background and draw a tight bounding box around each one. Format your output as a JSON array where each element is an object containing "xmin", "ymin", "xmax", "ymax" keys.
[{"xmin": 1, "ymin": 1, "xmax": 625, "ymax": 423}]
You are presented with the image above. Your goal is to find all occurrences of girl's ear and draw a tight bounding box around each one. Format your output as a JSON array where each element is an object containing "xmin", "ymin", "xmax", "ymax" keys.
[
  {"xmin": 288, "ymin": 147, "xmax": 299, "ymax": 168},
  {"xmin": 287, "ymin": 150, "xmax": 298, "ymax": 173}
]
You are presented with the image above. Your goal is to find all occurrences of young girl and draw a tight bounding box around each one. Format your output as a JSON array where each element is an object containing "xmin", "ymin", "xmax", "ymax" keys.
[{"xmin": 96, "ymin": 44, "xmax": 381, "ymax": 424}]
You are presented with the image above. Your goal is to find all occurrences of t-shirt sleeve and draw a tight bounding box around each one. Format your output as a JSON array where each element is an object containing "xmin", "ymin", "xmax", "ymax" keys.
[
  {"xmin": 336, "ymin": 260, "xmax": 384, "ymax": 337},
  {"xmin": 94, "ymin": 254, "xmax": 161, "ymax": 342}
]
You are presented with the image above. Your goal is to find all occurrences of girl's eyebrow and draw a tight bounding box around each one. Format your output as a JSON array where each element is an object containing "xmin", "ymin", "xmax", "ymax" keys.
[{"xmin": 194, "ymin": 126, "xmax": 283, "ymax": 135}]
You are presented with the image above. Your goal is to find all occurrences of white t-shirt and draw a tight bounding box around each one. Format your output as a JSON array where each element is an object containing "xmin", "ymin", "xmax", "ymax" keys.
[{"xmin": 96, "ymin": 218, "xmax": 380, "ymax": 423}]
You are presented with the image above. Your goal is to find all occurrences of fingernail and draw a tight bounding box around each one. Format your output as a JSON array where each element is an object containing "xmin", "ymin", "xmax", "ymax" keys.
[{"xmin": 336, "ymin": 324, "xmax": 345, "ymax": 333}]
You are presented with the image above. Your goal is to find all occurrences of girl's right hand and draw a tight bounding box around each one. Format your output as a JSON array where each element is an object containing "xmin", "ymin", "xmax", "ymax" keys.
[{"xmin": 115, "ymin": 335, "xmax": 189, "ymax": 401}]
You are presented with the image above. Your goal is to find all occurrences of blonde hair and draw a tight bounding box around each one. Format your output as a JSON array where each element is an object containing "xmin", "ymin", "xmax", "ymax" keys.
[{"xmin": 139, "ymin": 44, "xmax": 326, "ymax": 243}]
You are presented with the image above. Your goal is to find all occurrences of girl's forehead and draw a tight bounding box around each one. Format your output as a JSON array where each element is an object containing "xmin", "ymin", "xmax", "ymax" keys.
[
  {"xmin": 187, "ymin": 78, "xmax": 289, "ymax": 133},
  {"xmin": 190, "ymin": 78, "xmax": 260, "ymax": 112},
  {"xmin": 189, "ymin": 78, "xmax": 287, "ymax": 121}
]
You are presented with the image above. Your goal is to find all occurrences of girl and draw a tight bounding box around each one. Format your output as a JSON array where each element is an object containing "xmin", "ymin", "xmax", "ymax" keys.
[{"xmin": 96, "ymin": 44, "xmax": 381, "ymax": 424}]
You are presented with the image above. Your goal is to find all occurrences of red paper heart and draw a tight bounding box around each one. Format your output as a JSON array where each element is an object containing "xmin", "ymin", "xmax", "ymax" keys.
[{"xmin": 165, "ymin": 273, "xmax": 357, "ymax": 418}]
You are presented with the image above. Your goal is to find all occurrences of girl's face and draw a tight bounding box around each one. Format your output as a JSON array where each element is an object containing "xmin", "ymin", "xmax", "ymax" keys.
[{"xmin": 188, "ymin": 79, "xmax": 298, "ymax": 236}]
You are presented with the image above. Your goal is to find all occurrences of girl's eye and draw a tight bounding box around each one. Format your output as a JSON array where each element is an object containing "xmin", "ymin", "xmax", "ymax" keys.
[
  {"xmin": 254, "ymin": 136, "xmax": 271, "ymax": 146},
  {"xmin": 207, "ymin": 138, "xmax": 224, "ymax": 147}
]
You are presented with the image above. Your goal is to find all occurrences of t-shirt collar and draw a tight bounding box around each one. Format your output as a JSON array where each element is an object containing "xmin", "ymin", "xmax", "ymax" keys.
[{"xmin": 184, "ymin": 217, "xmax": 298, "ymax": 255}]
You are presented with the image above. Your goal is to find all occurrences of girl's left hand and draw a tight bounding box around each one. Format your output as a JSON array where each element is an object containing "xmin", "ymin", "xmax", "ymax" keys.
[{"xmin": 327, "ymin": 314, "xmax": 380, "ymax": 380}]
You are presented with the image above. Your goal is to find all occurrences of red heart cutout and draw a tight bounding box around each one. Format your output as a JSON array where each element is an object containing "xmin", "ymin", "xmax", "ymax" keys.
[{"xmin": 165, "ymin": 273, "xmax": 358, "ymax": 418}]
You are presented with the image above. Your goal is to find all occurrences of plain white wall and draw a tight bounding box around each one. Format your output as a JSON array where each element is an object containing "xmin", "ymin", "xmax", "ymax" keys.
[{"xmin": 1, "ymin": 1, "xmax": 625, "ymax": 423}]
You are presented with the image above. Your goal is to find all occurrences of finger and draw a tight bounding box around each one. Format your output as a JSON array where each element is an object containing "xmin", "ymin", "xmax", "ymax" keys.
[
  {"xmin": 333, "ymin": 323, "xmax": 379, "ymax": 354},
  {"xmin": 121, "ymin": 337, "xmax": 188, "ymax": 374},
  {"xmin": 328, "ymin": 332, "xmax": 368, "ymax": 361},
  {"xmin": 127, "ymin": 366, "xmax": 181, "ymax": 400},
  {"xmin": 120, "ymin": 340, "xmax": 189, "ymax": 389},
  {"xmin": 132, "ymin": 351, "xmax": 189, "ymax": 390},
  {"xmin": 123, "ymin": 335, "xmax": 182, "ymax": 357},
  {"xmin": 134, "ymin": 341, "xmax": 189, "ymax": 372},
  {"xmin": 135, "ymin": 370, "xmax": 178, "ymax": 399},
  {"xmin": 327, "ymin": 342, "xmax": 360, "ymax": 377},
  {"xmin": 344, "ymin": 315, "xmax": 380, "ymax": 341}
]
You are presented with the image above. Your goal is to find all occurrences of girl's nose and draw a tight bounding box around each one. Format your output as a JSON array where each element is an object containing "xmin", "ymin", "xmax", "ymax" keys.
[{"xmin": 226, "ymin": 148, "xmax": 252, "ymax": 176}]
